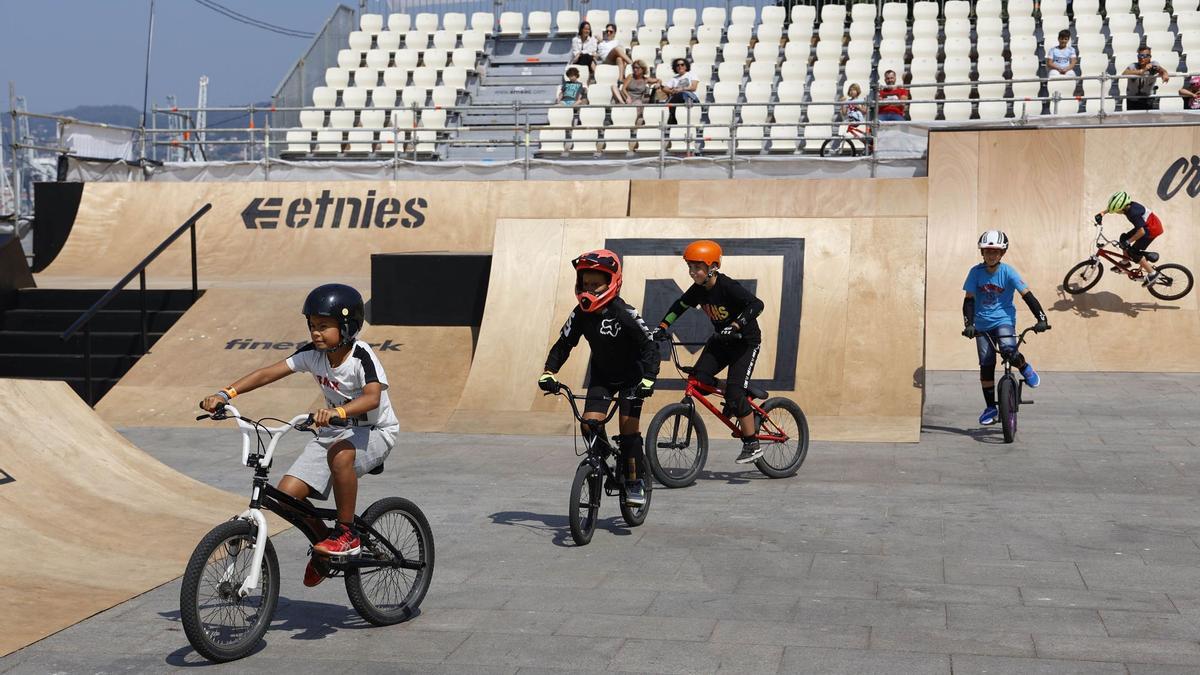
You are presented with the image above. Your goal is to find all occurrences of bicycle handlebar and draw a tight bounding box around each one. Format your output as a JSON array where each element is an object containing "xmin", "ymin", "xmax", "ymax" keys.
[
  {"xmin": 545, "ymin": 383, "xmax": 629, "ymax": 427},
  {"xmin": 196, "ymin": 403, "xmax": 350, "ymax": 468}
]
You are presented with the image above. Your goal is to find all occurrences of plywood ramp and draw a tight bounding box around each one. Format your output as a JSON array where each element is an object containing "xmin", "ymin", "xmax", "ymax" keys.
[
  {"xmin": 0, "ymin": 379, "xmax": 287, "ymax": 656},
  {"xmin": 450, "ymin": 217, "xmax": 927, "ymax": 442},
  {"xmin": 95, "ymin": 286, "xmax": 476, "ymax": 430},
  {"xmin": 36, "ymin": 180, "xmax": 628, "ymax": 427},
  {"xmin": 36, "ymin": 180, "xmax": 630, "ymax": 286},
  {"xmin": 926, "ymin": 128, "xmax": 1200, "ymax": 371}
]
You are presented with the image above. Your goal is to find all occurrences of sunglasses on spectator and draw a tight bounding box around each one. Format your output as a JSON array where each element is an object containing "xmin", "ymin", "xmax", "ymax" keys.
[{"xmin": 1138, "ymin": 53, "xmax": 1152, "ymax": 58}]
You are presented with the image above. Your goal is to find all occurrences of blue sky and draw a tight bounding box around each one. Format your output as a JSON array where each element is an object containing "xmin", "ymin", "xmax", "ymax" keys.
[{"xmin": 0, "ymin": 1, "xmax": 348, "ymax": 113}]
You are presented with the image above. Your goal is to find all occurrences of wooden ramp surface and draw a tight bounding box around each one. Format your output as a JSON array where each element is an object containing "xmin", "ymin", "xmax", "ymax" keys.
[
  {"xmin": 0, "ymin": 379, "xmax": 279, "ymax": 657},
  {"xmin": 926, "ymin": 127, "xmax": 1200, "ymax": 371},
  {"xmin": 452, "ymin": 217, "xmax": 927, "ymax": 442}
]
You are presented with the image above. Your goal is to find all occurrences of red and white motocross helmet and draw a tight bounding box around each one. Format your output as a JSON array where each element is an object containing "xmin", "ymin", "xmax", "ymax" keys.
[{"xmin": 571, "ymin": 249, "xmax": 622, "ymax": 312}]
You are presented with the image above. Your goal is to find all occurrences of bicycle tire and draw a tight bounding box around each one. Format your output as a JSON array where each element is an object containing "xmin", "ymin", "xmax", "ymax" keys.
[
  {"xmin": 1146, "ymin": 263, "xmax": 1194, "ymax": 301},
  {"xmin": 618, "ymin": 451, "xmax": 652, "ymax": 527},
  {"xmin": 180, "ymin": 519, "xmax": 279, "ymax": 663},
  {"xmin": 753, "ymin": 397, "xmax": 810, "ymax": 479},
  {"xmin": 998, "ymin": 376, "xmax": 1018, "ymax": 443},
  {"xmin": 645, "ymin": 403, "xmax": 709, "ymax": 488},
  {"xmin": 345, "ymin": 496, "xmax": 435, "ymax": 626},
  {"xmin": 820, "ymin": 137, "xmax": 860, "ymax": 158},
  {"xmin": 1062, "ymin": 259, "xmax": 1104, "ymax": 294},
  {"xmin": 569, "ymin": 462, "xmax": 600, "ymax": 546}
]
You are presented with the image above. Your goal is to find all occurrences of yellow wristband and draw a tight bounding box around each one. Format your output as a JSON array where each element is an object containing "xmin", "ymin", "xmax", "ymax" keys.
[
  {"xmin": 335, "ymin": 406, "xmax": 347, "ymax": 419},
  {"xmin": 223, "ymin": 387, "xmax": 238, "ymax": 399}
]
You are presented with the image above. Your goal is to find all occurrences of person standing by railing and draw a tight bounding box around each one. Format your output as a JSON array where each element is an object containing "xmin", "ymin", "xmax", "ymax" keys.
[{"xmin": 1122, "ymin": 45, "xmax": 1169, "ymax": 111}]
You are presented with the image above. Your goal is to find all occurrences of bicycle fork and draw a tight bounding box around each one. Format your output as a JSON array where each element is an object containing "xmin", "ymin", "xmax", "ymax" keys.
[{"xmin": 229, "ymin": 476, "xmax": 274, "ymax": 598}]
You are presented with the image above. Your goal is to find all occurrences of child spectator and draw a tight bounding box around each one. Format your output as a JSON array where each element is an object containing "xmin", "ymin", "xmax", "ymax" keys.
[{"xmin": 557, "ymin": 67, "xmax": 589, "ymax": 107}]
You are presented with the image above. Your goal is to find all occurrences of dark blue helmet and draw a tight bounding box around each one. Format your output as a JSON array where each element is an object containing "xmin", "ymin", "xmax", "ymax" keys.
[{"xmin": 302, "ymin": 283, "xmax": 365, "ymax": 350}]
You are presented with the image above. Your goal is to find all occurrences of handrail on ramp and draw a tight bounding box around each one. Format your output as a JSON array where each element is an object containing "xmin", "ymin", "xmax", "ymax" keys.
[{"xmin": 60, "ymin": 202, "xmax": 212, "ymax": 405}]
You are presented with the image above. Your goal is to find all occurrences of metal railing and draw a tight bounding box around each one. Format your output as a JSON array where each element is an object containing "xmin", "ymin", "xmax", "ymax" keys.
[{"xmin": 60, "ymin": 203, "xmax": 212, "ymax": 405}]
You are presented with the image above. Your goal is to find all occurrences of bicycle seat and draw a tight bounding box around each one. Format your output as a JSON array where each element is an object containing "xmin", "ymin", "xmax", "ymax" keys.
[
  {"xmin": 1145, "ymin": 251, "xmax": 1160, "ymax": 263},
  {"xmin": 368, "ymin": 462, "xmax": 384, "ymax": 475},
  {"xmin": 747, "ymin": 384, "xmax": 769, "ymax": 400}
]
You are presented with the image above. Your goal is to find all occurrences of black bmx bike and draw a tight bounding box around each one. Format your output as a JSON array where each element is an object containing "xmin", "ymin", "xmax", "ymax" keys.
[
  {"xmin": 179, "ymin": 405, "xmax": 434, "ymax": 662},
  {"xmin": 547, "ymin": 384, "xmax": 652, "ymax": 546},
  {"xmin": 971, "ymin": 327, "xmax": 1039, "ymax": 444}
]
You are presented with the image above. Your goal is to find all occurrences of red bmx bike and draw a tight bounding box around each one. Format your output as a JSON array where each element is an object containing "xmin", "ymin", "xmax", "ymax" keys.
[
  {"xmin": 645, "ymin": 338, "xmax": 809, "ymax": 488},
  {"xmin": 1062, "ymin": 221, "xmax": 1193, "ymax": 300}
]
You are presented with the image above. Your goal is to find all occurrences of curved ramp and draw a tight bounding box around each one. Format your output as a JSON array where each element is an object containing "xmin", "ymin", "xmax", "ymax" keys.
[
  {"xmin": 452, "ymin": 217, "xmax": 927, "ymax": 442},
  {"xmin": 926, "ymin": 127, "xmax": 1200, "ymax": 371},
  {"xmin": 0, "ymin": 379, "xmax": 268, "ymax": 656}
]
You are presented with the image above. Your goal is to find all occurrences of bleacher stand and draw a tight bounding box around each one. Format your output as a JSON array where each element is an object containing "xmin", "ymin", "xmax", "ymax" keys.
[{"xmin": 284, "ymin": 3, "xmax": 1200, "ymax": 160}]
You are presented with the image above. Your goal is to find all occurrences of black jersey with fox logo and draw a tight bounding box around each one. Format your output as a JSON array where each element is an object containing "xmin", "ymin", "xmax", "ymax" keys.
[
  {"xmin": 673, "ymin": 273, "xmax": 765, "ymax": 342},
  {"xmin": 544, "ymin": 297, "xmax": 660, "ymax": 387}
]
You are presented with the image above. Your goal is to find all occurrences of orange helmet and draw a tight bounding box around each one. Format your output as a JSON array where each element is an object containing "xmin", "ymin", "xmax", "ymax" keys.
[
  {"xmin": 572, "ymin": 249, "xmax": 622, "ymax": 312},
  {"xmin": 683, "ymin": 240, "xmax": 722, "ymax": 267}
]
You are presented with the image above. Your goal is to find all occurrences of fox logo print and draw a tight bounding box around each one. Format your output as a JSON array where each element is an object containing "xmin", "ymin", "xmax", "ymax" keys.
[{"xmin": 600, "ymin": 318, "xmax": 621, "ymax": 337}]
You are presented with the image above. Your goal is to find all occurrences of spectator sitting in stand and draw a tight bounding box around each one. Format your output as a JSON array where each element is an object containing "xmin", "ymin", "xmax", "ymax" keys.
[
  {"xmin": 570, "ymin": 21, "xmax": 598, "ymax": 82},
  {"xmin": 1046, "ymin": 30, "xmax": 1078, "ymax": 77},
  {"xmin": 661, "ymin": 58, "xmax": 700, "ymax": 125},
  {"xmin": 612, "ymin": 60, "xmax": 658, "ymax": 106},
  {"xmin": 557, "ymin": 67, "xmax": 589, "ymax": 107},
  {"xmin": 1179, "ymin": 73, "xmax": 1200, "ymax": 110},
  {"xmin": 597, "ymin": 24, "xmax": 634, "ymax": 80},
  {"xmin": 876, "ymin": 69, "xmax": 910, "ymax": 121}
]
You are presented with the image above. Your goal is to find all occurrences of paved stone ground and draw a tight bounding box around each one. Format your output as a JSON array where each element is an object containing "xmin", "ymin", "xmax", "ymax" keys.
[{"xmin": 4, "ymin": 371, "xmax": 1200, "ymax": 674}]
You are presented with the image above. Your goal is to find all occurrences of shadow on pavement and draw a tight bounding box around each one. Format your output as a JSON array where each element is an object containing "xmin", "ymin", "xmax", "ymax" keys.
[{"xmin": 488, "ymin": 510, "xmax": 633, "ymax": 547}]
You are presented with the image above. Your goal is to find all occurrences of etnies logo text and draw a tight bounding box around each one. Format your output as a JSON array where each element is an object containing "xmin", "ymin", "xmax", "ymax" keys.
[{"xmin": 242, "ymin": 190, "xmax": 427, "ymax": 229}]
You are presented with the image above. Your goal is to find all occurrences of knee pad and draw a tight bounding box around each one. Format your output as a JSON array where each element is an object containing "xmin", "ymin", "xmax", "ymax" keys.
[{"xmin": 979, "ymin": 365, "xmax": 996, "ymax": 382}]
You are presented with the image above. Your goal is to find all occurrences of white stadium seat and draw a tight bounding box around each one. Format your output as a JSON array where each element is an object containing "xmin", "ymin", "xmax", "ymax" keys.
[{"xmin": 498, "ymin": 12, "xmax": 522, "ymax": 36}]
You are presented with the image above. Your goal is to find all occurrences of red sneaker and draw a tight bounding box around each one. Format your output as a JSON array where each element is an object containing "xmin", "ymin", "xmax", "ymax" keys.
[
  {"xmin": 303, "ymin": 557, "xmax": 331, "ymax": 587},
  {"xmin": 313, "ymin": 524, "xmax": 361, "ymax": 557}
]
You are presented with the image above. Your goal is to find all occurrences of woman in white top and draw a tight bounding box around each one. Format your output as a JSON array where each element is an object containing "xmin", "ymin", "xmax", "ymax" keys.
[
  {"xmin": 570, "ymin": 21, "xmax": 599, "ymax": 81},
  {"xmin": 661, "ymin": 58, "xmax": 700, "ymax": 124},
  {"xmin": 596, "ymin": 23, "xmax": 633, "ymax": 80}
]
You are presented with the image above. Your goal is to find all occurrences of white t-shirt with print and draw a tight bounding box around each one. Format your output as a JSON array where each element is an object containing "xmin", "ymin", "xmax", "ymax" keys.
[
  {"xmin": 1048, "ymin": 45, "xmax": 1076, "ymax": 69},
  {"xmin": 287, "ymin": 339, "xmax": 399, "ymax": 434}
]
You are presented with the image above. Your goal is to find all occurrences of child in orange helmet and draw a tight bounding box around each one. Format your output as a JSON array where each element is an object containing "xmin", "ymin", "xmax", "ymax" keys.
[{"xmin": 654, "ymin": 240, "xmax": 766, "ymax": 464}]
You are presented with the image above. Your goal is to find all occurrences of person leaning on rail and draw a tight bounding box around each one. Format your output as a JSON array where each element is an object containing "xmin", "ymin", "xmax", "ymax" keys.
[{"xmin": 1122, "ymin": 45, "xmax": 1170, "ymax": 111}]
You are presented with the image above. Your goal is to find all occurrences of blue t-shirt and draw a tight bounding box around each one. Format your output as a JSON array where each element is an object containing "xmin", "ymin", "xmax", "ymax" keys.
[{"xmin": 963, "ymin": 262, "xmax": 1028, "ymax": 331}]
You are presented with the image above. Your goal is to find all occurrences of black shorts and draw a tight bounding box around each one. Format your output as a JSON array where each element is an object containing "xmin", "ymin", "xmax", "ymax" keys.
[
  {"xmin": 584, "ymin": 382, "xmax": 643, "ymax": 418},
  {"xmin": 1122, "ymin": 228, "xmax": 1156, "ymax": 262},
  {"xmin": 574, "ymin": 54, "xmax": 594, "ymax": 67},
  {"xmin": 694, "ymin": 338, "xmax": 761, "ymax": 418}
]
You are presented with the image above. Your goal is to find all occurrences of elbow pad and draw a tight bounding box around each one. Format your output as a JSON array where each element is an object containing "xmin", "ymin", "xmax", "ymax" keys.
[
  {"xmin": 1023, "ymin": 292, "xmax": 1047, "ymax": 323},
  {"xmin": 962, "ymin": 296, "xmax": 975, "ymax": 327}
]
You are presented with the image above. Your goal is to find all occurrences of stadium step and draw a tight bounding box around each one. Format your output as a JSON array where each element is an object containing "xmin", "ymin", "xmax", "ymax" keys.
[
  {"xmin": 0, "ymin": 330, "xmax": 164, "ymax": 355},
  {"xmin": 0, "ymin": 353, "xmax": 140, "ymax": 380},
  {"xmin": 0, "ymin": 287, "xmax": 198, "ymax": 404},
  {"xmin": 3, "ymin": 308, "xmax": 185, "ymax": 333}
]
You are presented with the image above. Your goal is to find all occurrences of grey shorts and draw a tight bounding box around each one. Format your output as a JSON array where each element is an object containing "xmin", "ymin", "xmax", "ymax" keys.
[{"xmin": 284, "ymin": 426, "xmax": 396, "ymax": 501}]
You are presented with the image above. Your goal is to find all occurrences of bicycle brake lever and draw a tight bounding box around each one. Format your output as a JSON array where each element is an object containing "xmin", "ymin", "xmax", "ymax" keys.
[{"xmin": 195, "ymin": 413, "xmax": 212, "ymax": 421}]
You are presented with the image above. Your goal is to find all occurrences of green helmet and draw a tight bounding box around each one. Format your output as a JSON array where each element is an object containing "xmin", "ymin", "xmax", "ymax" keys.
[{"xmin": 1106, "ymin": 191, "xmax": 1131, "ymax": 213}]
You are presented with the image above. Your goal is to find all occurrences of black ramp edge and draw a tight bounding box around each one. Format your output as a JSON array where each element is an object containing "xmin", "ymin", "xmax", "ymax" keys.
[{"xmin": 31, "ymin": 182, "xmax": 84, "ymax": 273}]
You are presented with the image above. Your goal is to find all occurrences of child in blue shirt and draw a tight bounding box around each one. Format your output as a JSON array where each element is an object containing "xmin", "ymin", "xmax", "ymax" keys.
[{"xmin": 962, "ymin": 231, "xmax": 1051, "ymax": 426}]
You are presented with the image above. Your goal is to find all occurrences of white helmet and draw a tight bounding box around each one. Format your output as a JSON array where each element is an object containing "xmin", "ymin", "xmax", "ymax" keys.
[{"xmin": 978, "ymin": 230, "xmax": 1009, "ymax": 250}]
